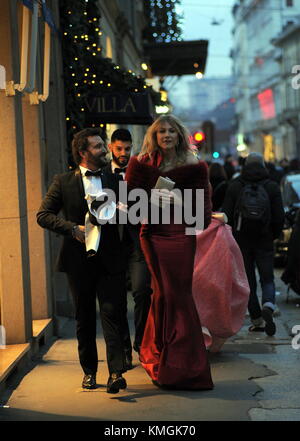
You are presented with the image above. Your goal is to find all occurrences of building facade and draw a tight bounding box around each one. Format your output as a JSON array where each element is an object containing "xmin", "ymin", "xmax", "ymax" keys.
[
  {"xmin": 231, "ymin": 0, "xmax": 300, "ymax": 160},
  {"xmin": 0, "ymin": 0, "xmax": 68, "ymax": 389},
  {"xmin": 274, "ymin": 22, "xmax": 300, "ymax": 160},
  {"xmin": 187, "ymin": 77, "xmax": 234, "ymax": 119},
  {"xmin": 99, "ymin": 0, "xmax": 150, "ymax": 153}
]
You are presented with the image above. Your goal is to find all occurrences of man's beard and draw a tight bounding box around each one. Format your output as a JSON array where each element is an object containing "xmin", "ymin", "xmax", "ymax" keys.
[
  {"xmin": 87, "ymin": 151, "xmax": 108, "ymax": 168},
  {"xmin": 112, "ymin": 152, "xmax": 130, "ymax": 167}
]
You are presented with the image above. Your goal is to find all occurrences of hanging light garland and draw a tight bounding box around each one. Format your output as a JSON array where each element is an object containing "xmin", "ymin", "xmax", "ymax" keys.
[
  {"xmin": 143, "ymin": 0, "xmax": 183, "ymax": 44},
  {"xmin": 59, "ymin": 0, "xmax": 161, "ymax": 165}
]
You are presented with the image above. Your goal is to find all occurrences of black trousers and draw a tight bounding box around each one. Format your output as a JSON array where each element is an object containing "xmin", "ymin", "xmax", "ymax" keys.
[
  {"xmin": 121, "ymin": 227, "xmax": 152, "ymax": 354},
  {"xmin": 67, "ymin": 257, "xmax": 127, "ymax": 375},
  {"xmin": 239, "ymin": 246, "xmax": 276, "ymax": 321}
]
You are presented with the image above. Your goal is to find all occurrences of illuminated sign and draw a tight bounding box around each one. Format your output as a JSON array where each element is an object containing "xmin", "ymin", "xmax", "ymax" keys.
[{"xmin": 257, "ymin": 88, "xmax": 276, "ymax": 120}]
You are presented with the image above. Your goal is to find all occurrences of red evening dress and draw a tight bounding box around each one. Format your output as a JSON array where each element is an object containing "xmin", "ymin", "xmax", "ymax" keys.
[{"xmin": 125, "ymin": 154, "xmax": 214, "ymax": 390}]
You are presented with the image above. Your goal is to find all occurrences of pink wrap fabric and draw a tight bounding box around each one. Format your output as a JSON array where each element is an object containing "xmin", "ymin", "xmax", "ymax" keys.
[{"xmin": 192, "ymin": 218, "xmax": 250, "ymax": 352}]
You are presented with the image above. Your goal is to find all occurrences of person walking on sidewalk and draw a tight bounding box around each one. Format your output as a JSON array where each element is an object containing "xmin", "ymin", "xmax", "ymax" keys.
[
  {"xmin": 222, "ymin": 152, "xmax": 285, "ymax": 336},
  {"xmin": 37, "ymin": 128, "xmax": 128, "ymax": 394},
  {"xmin": 104, "ymin": 129, "xmax": 152, "ymax": 367}
]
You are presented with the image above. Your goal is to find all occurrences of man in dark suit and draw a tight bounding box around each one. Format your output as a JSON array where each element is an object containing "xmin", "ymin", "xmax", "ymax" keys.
[
  {"xmin": 104, "ymin": 129, "xmax": 151, "ymax": 367},
  {"xmin": 37, "ymin": 128, "xmax": 128, "ymax": 393}
]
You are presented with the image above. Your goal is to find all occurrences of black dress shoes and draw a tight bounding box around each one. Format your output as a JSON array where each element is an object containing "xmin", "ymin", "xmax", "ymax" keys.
[
  {"xmin": 107, "ymin": 373, "xmax": 127, "ymax": 394},
  {"xmin": 82, "ymin": 374, "xmax": 97, "ymax": 389}
]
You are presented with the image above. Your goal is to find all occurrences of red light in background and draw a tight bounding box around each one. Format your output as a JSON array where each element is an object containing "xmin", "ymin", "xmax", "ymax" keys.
[
  {"xmin": 257, "ymin": 88, "xmax": 276, "ymax": 120},
  {"xmin": 193, "ymin": 131, "xmax": 205, "ymax": 142}
]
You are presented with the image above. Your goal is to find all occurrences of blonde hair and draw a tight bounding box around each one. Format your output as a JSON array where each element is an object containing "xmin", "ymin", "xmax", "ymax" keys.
[{"xmin": 138, "ymin": 115, "xmax": 191, "ymax": 165}]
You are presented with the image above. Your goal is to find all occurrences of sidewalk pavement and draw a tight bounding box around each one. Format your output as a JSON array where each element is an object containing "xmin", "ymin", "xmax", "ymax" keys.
[{"xmin": 0, "ymin": 270, "xmax": 300, "ymax": 421}]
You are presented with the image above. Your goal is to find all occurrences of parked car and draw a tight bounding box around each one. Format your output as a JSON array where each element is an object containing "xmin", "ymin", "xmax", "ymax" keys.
[{"xmin": 274, "ymin": 173, "xmax": 300, "ymax": 266}]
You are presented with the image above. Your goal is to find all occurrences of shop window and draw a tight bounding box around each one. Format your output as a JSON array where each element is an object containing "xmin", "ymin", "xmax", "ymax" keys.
[{"xmin": 106, "ymin": 36, "xmax": 113, "ymax": 59}]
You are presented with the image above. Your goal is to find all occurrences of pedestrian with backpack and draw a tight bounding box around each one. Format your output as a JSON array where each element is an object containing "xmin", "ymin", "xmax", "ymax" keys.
[{"xmin": 222, "ymin": 153, "xmax": 285, "ymax": 336}]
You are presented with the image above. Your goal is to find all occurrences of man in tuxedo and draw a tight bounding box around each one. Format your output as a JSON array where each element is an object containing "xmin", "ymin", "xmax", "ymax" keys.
[
  {"xmin": 37, "ymin": 128, "xmax": 128, "ymax": 393},
  {"xmin": 104, "ymin": 128, "xmax": 152, "ymax": 367}
]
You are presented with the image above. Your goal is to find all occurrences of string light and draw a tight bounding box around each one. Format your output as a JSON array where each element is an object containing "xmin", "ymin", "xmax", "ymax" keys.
[{"xmin": 61, "ymin": 0, "xmax": 158, "ymax": 155}]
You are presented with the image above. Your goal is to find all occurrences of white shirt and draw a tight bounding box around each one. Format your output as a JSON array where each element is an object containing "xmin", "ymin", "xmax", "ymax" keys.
[
  {"xmin": 79, "ymin": 165, "xmax": 103, "ymax": 196},
  {"xmin": 78, "ymin": 165, "xmax": 117, "ymax": 254}
]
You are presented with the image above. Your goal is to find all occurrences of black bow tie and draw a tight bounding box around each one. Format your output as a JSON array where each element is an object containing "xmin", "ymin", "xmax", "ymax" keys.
[
  {"xmin": 85, "ymin": 170, "xmax": 102, "ymax": 177},
  {"xmin": 114, "ymin": 167, "xmax": 127, "ymax": 174}
]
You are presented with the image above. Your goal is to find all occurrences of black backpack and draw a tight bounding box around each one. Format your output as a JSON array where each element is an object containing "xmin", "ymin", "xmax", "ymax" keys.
[{"xmin": 234, "ymin": 179, "xmax": 271, "ymax": 233}]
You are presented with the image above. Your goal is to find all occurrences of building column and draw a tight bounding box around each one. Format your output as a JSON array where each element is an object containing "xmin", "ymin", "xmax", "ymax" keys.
[
  {"xmin": 0, "ymin": 0, "xmax": 32, "ymax": 344},
  {"xmin": 22, "ymin": 98, "xmax": 50, "ymax": 320}
]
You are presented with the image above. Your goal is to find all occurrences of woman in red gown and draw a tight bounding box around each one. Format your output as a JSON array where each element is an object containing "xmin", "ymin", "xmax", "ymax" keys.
[{"xmin": 125, "ymin": 115, "xmax": 213, "ymax": 390}]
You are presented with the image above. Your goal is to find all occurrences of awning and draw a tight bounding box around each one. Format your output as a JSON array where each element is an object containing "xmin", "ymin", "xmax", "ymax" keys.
[
  {"xmin": 144, "ymin": 40, "xmax": 208, "ymax": 77},
  {"xmin": 84, "ymin": 92, "xmax": 154, "ymax": 125}
]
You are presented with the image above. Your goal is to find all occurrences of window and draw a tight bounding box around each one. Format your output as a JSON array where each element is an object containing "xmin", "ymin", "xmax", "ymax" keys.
[
  {"xmin": 286, "ymin": 0, "xmax": 293, "ymax": 7},
  {"xmin": 106, "ymin": 36, "xmax": 113, "ymax": 59}
]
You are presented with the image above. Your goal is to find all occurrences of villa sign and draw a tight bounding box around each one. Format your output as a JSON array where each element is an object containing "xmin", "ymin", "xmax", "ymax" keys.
[{"xmin": 84, "ymin": 92, "xmax": 154, "ymax": 125}]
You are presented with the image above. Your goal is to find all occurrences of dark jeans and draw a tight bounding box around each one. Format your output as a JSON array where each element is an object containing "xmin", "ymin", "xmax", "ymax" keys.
[
  {"xmin": 67, "ymin": 258, "xmax": 127, "ymax": 375},
  {"xmin": 121, "ymin": 227, "xmax": 152, "ymax": 355},
  {"xmin": 240, "ymin": 246, "xmax": 276, "ymax": 321}
]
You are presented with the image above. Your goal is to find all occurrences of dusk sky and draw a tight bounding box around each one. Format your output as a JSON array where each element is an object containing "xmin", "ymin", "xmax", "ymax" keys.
[
  {"xmin": 167, "ymin": 0, "xmax": 236, "ymax": 105},
  {"xmin": 179, "ymin": 0, "xmax": 235, "ymax": 76}
]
